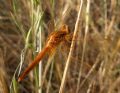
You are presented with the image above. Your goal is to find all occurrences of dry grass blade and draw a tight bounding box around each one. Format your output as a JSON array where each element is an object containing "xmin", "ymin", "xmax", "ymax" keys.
[
  {"xmin": 46, "ymin": 60, "xmax": 54, "ymax": 93},
  {"xmin": 87, "ymin": 80, "xmax": 94, "ymax": 93},
  {"xmin": 76, "ymin": 0, "xmax": 90, "ymax": 92},
  {"xmin": 108, "ymin": 77, "xmax": 120, "ymax": 93},
  {"xmin": 80, "ymin": 54, "xmax": 101, "ymax": 88},
  {"xmin": 59, "ymin": 0, "xmax": 83, "ymax": 93},
  {"xmin": 0, "ymin": 32, "xmax": 20, "ymax": 58},
  {"xmin": 0, "ymin": 49, "xmax": 8, "ymax": 93}
]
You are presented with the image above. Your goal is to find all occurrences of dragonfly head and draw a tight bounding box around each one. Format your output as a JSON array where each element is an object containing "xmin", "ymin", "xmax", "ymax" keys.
[{"xmin": 60, "ymin": 24, "xmax": 70, "ymax": 34}]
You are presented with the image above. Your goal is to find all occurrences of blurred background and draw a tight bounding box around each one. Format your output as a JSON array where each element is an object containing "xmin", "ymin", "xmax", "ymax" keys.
[{"xmin": 0, "ymin": 0, "xmax": 120, "ymax": 93}]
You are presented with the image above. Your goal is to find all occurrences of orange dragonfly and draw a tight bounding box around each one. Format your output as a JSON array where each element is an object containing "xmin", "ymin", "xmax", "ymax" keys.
[{"xmin": 18, "ymin": 24, "xmax": 72, "ymax": 82}]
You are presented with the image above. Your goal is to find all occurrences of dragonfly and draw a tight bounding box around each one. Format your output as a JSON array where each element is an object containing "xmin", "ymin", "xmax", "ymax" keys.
[{"xmin": 18, "ymin": 24, "xmax": 73, "ymax": 82}]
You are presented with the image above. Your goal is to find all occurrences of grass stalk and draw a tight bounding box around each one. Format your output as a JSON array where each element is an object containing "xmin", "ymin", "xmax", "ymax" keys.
[
  {"xmin": 46, "ymin": 61, "xmax": 54, "ymax": 93},
  {"xmin": 76, "ymin": 0, "xmax": 90, "ymax": 92},
  {"xmin": 59, "ymin": 0, "xmax": 83, "ymax": 93}
]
